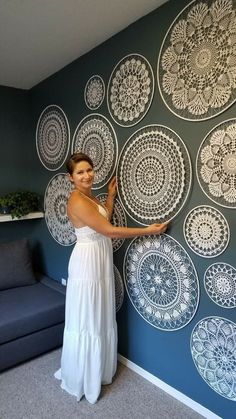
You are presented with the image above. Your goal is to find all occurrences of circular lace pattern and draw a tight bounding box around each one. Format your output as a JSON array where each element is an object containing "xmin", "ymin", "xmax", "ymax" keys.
[
  {"xmin": 96, "ymin": 193, "xmax": 127, "ymax": 252},
  {"xmin": 191, "ymin": 317, "xmax": 236, "ymax": 400},
  {"xmin": 107, "ymin": 54, "xmax": 154, "ymax": 127},
  {"xmin": 197, "ymin": 119, "xmax": 236, "ymax": 208},
  {"xmin": 36, "ymin": 105, "xmax": 70, "ymax": 170},
  {"xmin": 44, "ymin": 173, "xmax": 76, "ymax": 246},
  {"xmin": 124, "ymin": 234, "xmax": 199, "ymax": 331},
  {"xmin": 184, "ymin": 205, "xmax": 230, "ymax": 257},
  {"xmin": 72, "ymin": 114, "xmax": 118, "ymax": 189},
  {"xmin": 158, "ymin": 0, "xmax": 236, "ymax": 120},
  {"xmin": 117, "ymin": 125, "xmax": 192, "ymax": 225},
  {"xmin": 84, "ymin": 75, "xmax": 105, "ymax": 110},
  {"xmin": 204, "ymin": 262, "xmax": 236, "ymax": 308},
  {"xmin": 114, "ymin": 265, "xmax": 124, "ymax": 312}
]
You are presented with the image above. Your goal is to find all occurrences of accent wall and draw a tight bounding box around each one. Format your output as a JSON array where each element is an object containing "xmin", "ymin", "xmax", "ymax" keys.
[{"xmin": 0, "ymin": 0, "xmax": 235, "ymax": 417}]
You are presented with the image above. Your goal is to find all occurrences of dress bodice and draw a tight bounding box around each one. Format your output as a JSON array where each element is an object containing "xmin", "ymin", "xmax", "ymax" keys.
[{"xmin": 74, "ymin": 204, "xmax": 108, "ymax": 242}]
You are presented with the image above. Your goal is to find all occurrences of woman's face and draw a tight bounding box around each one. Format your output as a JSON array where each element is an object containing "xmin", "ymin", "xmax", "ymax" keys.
[{"xmin": 69, "ymin": 160, "xmax": 94, "ymax": 191}]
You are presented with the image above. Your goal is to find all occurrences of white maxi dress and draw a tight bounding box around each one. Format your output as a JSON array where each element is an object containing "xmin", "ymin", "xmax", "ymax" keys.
[{"xmin": 55, "ymin": 204, "xmax": 117, "ymax": 404}]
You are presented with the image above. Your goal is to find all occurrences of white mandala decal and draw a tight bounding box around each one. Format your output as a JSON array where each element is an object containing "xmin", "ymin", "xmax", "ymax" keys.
[
  {"xmin": 117, "ymin": 125, "xmax": 192, "ymax": 225},
  {"xmin": 36, "ymin": 105, "xmax": 70, "ymax": 170},
  {"xmin": 107, "ymin": 54, "xmax": 154, "ymax": 127},
  {"xmin": 84, "ymin": 75, "xmax": 105, "ymax": 110},
  {"xmin": 184, "ymin": 205, "xmax": 230, "ymax": 258},
  {"xmin": 157, "ymin": 0, "xmax": 236, "ymax": 121},
  {"xmin": 44, "ymin": 173, "xmax": 76, "ymax": 246},
  {"xmin": 197, "ymin": 119, "xmax": 236, "ymax": 208},
  {"xmin": 72, "ymin": 114, "xmax": 118, "ymax": 189},
  {"xmin": 124, "ymin": 234, "xmax": 199, "ymax": 331},
  {"xmin": 191, "ymin": 317, "xmax": 236, "ymax": 400},
  {"xmin": 96, "ymin": 193, "xmax": 127, "ymax": 252},
  {"xmin": 114, "ymin": 265, "xmax": 124, "ymax": 312},
  {"xmin": 204, "ymin": 263, "xmax": 236, "ymax": 308}
]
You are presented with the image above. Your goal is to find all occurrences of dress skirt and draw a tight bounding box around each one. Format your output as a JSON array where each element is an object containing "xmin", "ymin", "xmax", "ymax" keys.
[{"xmin": 55, "ymin": 226, "xmax": 117, "ymax": 404}]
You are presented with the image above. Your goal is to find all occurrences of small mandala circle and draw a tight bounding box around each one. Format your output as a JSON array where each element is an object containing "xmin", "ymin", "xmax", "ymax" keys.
[
  {"xmin": 184, "ymin": 205, "xmax": 230, "ymax": 258},
  {"xmin": 191, "ymin": 316, "xmax": 236, "ymax": 400},
  {"xmin": 157, "ymin": 0, "xmax": 236, "ymax": 121},
  {"xmin": 124, "ymin": 234, "xmax": 199, "ymax": 331},
  {"xmin": 107, "ymin": 54, "xmax": 154, "ymax": 127},
  {"xmin": 96, "ymin": 193, "xmax": 127, "ymax": 252},
  {"xmin": 84, "ymin": 75, "xmax": 105, "ymax": 110},
  {"xmin": 44, "ymin": 173, "xmax": 76, "ymax": 246},
  {"xmin": 117, "ymin": 125, "xmax": 192, "ymax": 225},
  {"xmin": 114, "ymin": 265, "xmax": 124, "ymax": 312},
  {"xmin": 72, "ymin": 114, "xmax": 118, "ymax": 189},
  {"xmin": 204, "ymin": 263, "xmax": 236, "ymax": 308},
  {"xmin": 36, "ymin": 105, "xmax": 70, "ymax": 171},
  {"xmin": 197, "ymin": 119, "xmax": 236, "ymax": 208}
]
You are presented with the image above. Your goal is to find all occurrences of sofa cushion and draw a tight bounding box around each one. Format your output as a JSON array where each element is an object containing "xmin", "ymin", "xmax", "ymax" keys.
[
  {"xmin": 0, "ymin": 238, "xmax": 36, "ymax": 291},
  {"xmin": 0, "ymin": 281, "xmax": 65, "ymax": 344}
]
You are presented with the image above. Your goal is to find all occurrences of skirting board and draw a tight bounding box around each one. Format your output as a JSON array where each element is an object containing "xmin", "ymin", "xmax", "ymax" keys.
[{"xmin": 118, "ymin": 354, "xmax": 221, "ymax": 419}]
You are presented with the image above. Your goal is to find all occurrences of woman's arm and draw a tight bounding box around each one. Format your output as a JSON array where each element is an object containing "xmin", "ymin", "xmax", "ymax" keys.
[
  {"xmin": 105, "ymin": 177, "xmax": 117, "ymax": 220},
  {"xmin": 68, "ymin": 193, "xmax": 169, "ymax": 239}
]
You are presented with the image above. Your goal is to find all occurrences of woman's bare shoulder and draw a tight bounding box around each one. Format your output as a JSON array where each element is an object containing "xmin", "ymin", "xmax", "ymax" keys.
[
  {"xmin": 67, "ymin": 190, "xmax": 84, "ymax": 208},
  {"xmin": 68, "ymin": 190, "xmax": 94, "ymax": 211}
]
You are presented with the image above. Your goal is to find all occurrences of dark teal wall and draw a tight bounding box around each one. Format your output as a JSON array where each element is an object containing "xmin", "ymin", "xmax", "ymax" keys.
[
  {"xmin": 0, "ymin": 85, "xmax": 33, "ymax": 193},
  {"xmin": 1, "ymin": 0, "xmax": 235, "ymax": 416},
  {"xmin": 0, "ymin": 85, "xmax": 45, "ymax": 269}
]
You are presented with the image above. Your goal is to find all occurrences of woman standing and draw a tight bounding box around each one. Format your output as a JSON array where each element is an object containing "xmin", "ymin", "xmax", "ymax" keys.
[{"xmin": 55, "ymin": 152, "xmax": 168, "ymax": 404}]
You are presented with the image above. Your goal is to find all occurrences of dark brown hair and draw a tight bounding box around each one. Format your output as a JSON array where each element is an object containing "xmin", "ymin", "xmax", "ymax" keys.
[{"xmin": 66, "ymin": 152, "xmax": 94, "ymax": 175}]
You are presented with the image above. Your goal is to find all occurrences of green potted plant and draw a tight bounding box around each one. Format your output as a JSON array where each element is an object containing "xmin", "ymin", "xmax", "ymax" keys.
[{"xmin": 0, "ymin": 191, "xmax": 41, "ymax": 219}]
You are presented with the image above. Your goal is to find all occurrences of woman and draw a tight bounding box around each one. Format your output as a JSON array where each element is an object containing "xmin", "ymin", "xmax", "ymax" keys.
[{"xmin": 55, "ymin": 152, "xmax": 168, "ymax": 404}]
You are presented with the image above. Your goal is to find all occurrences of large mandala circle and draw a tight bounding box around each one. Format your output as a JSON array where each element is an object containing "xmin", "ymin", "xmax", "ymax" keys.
[
  {"xmin": 117, "ymin": 125, "xmax": 192, "ymax": 225},
  {"xmin": 197, "ymin": 119, "xmax": 236, "ymax": 208},
  {"xmin": 96, "ymin": 193, "xmax": 127, "ymax": 252},
  {"xmin": 204, "ymin": 263, "xmax": 236, "ymax": 308},
  {"xmin": 107, "ymin": 54, "xmax": 154, "ymax": 127},
  {"xmin": 124, "ymin": 234, "xmax": 199, "ymax": 331},
  {"xmin": 184, "ymin": 205, "xmax": 230, "ymax": 257},
  {"xmin": 84, "ymin": 75, "xmax": 105, "ymax": 110},
  {"xmin": 114, "ymin": 265, "xmax": 124, "ymax": 312},
  {"xmin": 191, "ymin": 317, "xmax": 236, "ymax": 400},
  {"xmin": 36, "ymin": 105, "xmax": 70, "ymax": 170},
  {"xmin": 72, "ymin": 114, "xmax": 118, "ymax": 189},
  {"xmin": 157, "ymin": 0, "xmax": 236, "ymax": 121},
  {"xmin": 44, "ymin": 173, "xmax": 76, "ymax": 246}
]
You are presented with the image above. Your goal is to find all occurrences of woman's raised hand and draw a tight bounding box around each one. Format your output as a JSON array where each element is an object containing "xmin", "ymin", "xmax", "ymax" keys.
[{"xmin": 108, "ymin": 176, "xmax": 117, "ymax": 198}]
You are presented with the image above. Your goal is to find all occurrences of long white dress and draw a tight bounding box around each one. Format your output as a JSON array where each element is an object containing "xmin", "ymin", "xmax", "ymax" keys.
[{"xmin": 55, "ymin": 204, "xmax": 117, "ymax": 404}]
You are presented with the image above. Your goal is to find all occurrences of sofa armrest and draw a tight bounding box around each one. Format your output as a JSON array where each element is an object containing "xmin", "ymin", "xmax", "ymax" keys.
[{"xmin": 35, "ymin": 272, "xmax": 66, "ymax": 295}]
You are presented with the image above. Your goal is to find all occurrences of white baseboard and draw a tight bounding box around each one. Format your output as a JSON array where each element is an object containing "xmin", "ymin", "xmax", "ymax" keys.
[{"xmin": 118, "ymin": 354, "xmax": 221, "ymax": 419}]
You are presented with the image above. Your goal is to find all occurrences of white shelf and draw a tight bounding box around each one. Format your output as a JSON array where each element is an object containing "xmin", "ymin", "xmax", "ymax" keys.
[{"xmin": 0, "ymin": 211, "xmax": 44, "ymax": 222}]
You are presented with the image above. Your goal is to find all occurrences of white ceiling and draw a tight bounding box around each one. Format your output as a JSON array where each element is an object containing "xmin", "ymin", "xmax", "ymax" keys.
[{"xmin": 0, "ymin": 0, "xmax": 168, "ymax": 90}]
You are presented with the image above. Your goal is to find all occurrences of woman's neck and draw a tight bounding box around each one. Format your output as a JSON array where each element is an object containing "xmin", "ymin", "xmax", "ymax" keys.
[{"xmin": 76, "ymin": 188, "xmax": 92, "ymax": 198}]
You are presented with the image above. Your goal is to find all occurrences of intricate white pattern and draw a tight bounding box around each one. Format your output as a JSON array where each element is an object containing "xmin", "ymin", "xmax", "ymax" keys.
[
  {"xmin": 84, "ymin": 75, "xmax": 105, "ymax": 110},
  {"xmin": 96, "ymin": 193, "xmax": 127, "ymax": 252},
  {"xmin": 107, "ymin": 54, "xmax": 154, "ymax": 127},
  {"xmin": 44, "ymin": 173, "xmax": 76, "ymax": 246},
  {"xmin": 114, "ymin": 265, "xmax": 124, "ymax": 312},
  {"xmin": 197, "ymin": 119, "xmax": 236, "ymax": 208},
  {"xmin": 124, "ymin": 234, "xmax": 199, "ymax": 331},
  {"xmin": 117, "ymin": 125, "xmax": 192, "ymax": 225},
  {"xmin": 184, "ymin": 205, "xmax": 230, "ymax": 257},
  {"xmin": 36, "ymin": 105, "xmax": 70, "ymax": 170},
  {"xmin": 191, "ymin": 317, "xmax": 236, "ymax": 400},
  {"xmin": 204, "ymin": 263, "xmax": 236, "ymax": 308},
  {"xmin": 158, "ymin": 0, "xmax": 236, "ymax": 121},
  {"xmin": 72, "ymin": 114, "xmax": 118, "ymax": 189}
]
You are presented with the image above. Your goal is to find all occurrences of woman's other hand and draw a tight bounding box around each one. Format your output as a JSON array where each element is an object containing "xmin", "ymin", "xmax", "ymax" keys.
[{"xmin": 146, "ymin": 222, "xmax": 169, "ymax": 235}]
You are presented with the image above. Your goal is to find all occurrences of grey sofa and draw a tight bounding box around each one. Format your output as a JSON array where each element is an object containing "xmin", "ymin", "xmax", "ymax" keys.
[{"xmin": 0, "ymin": 238, "xmax": 66, "ymax": 371}]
